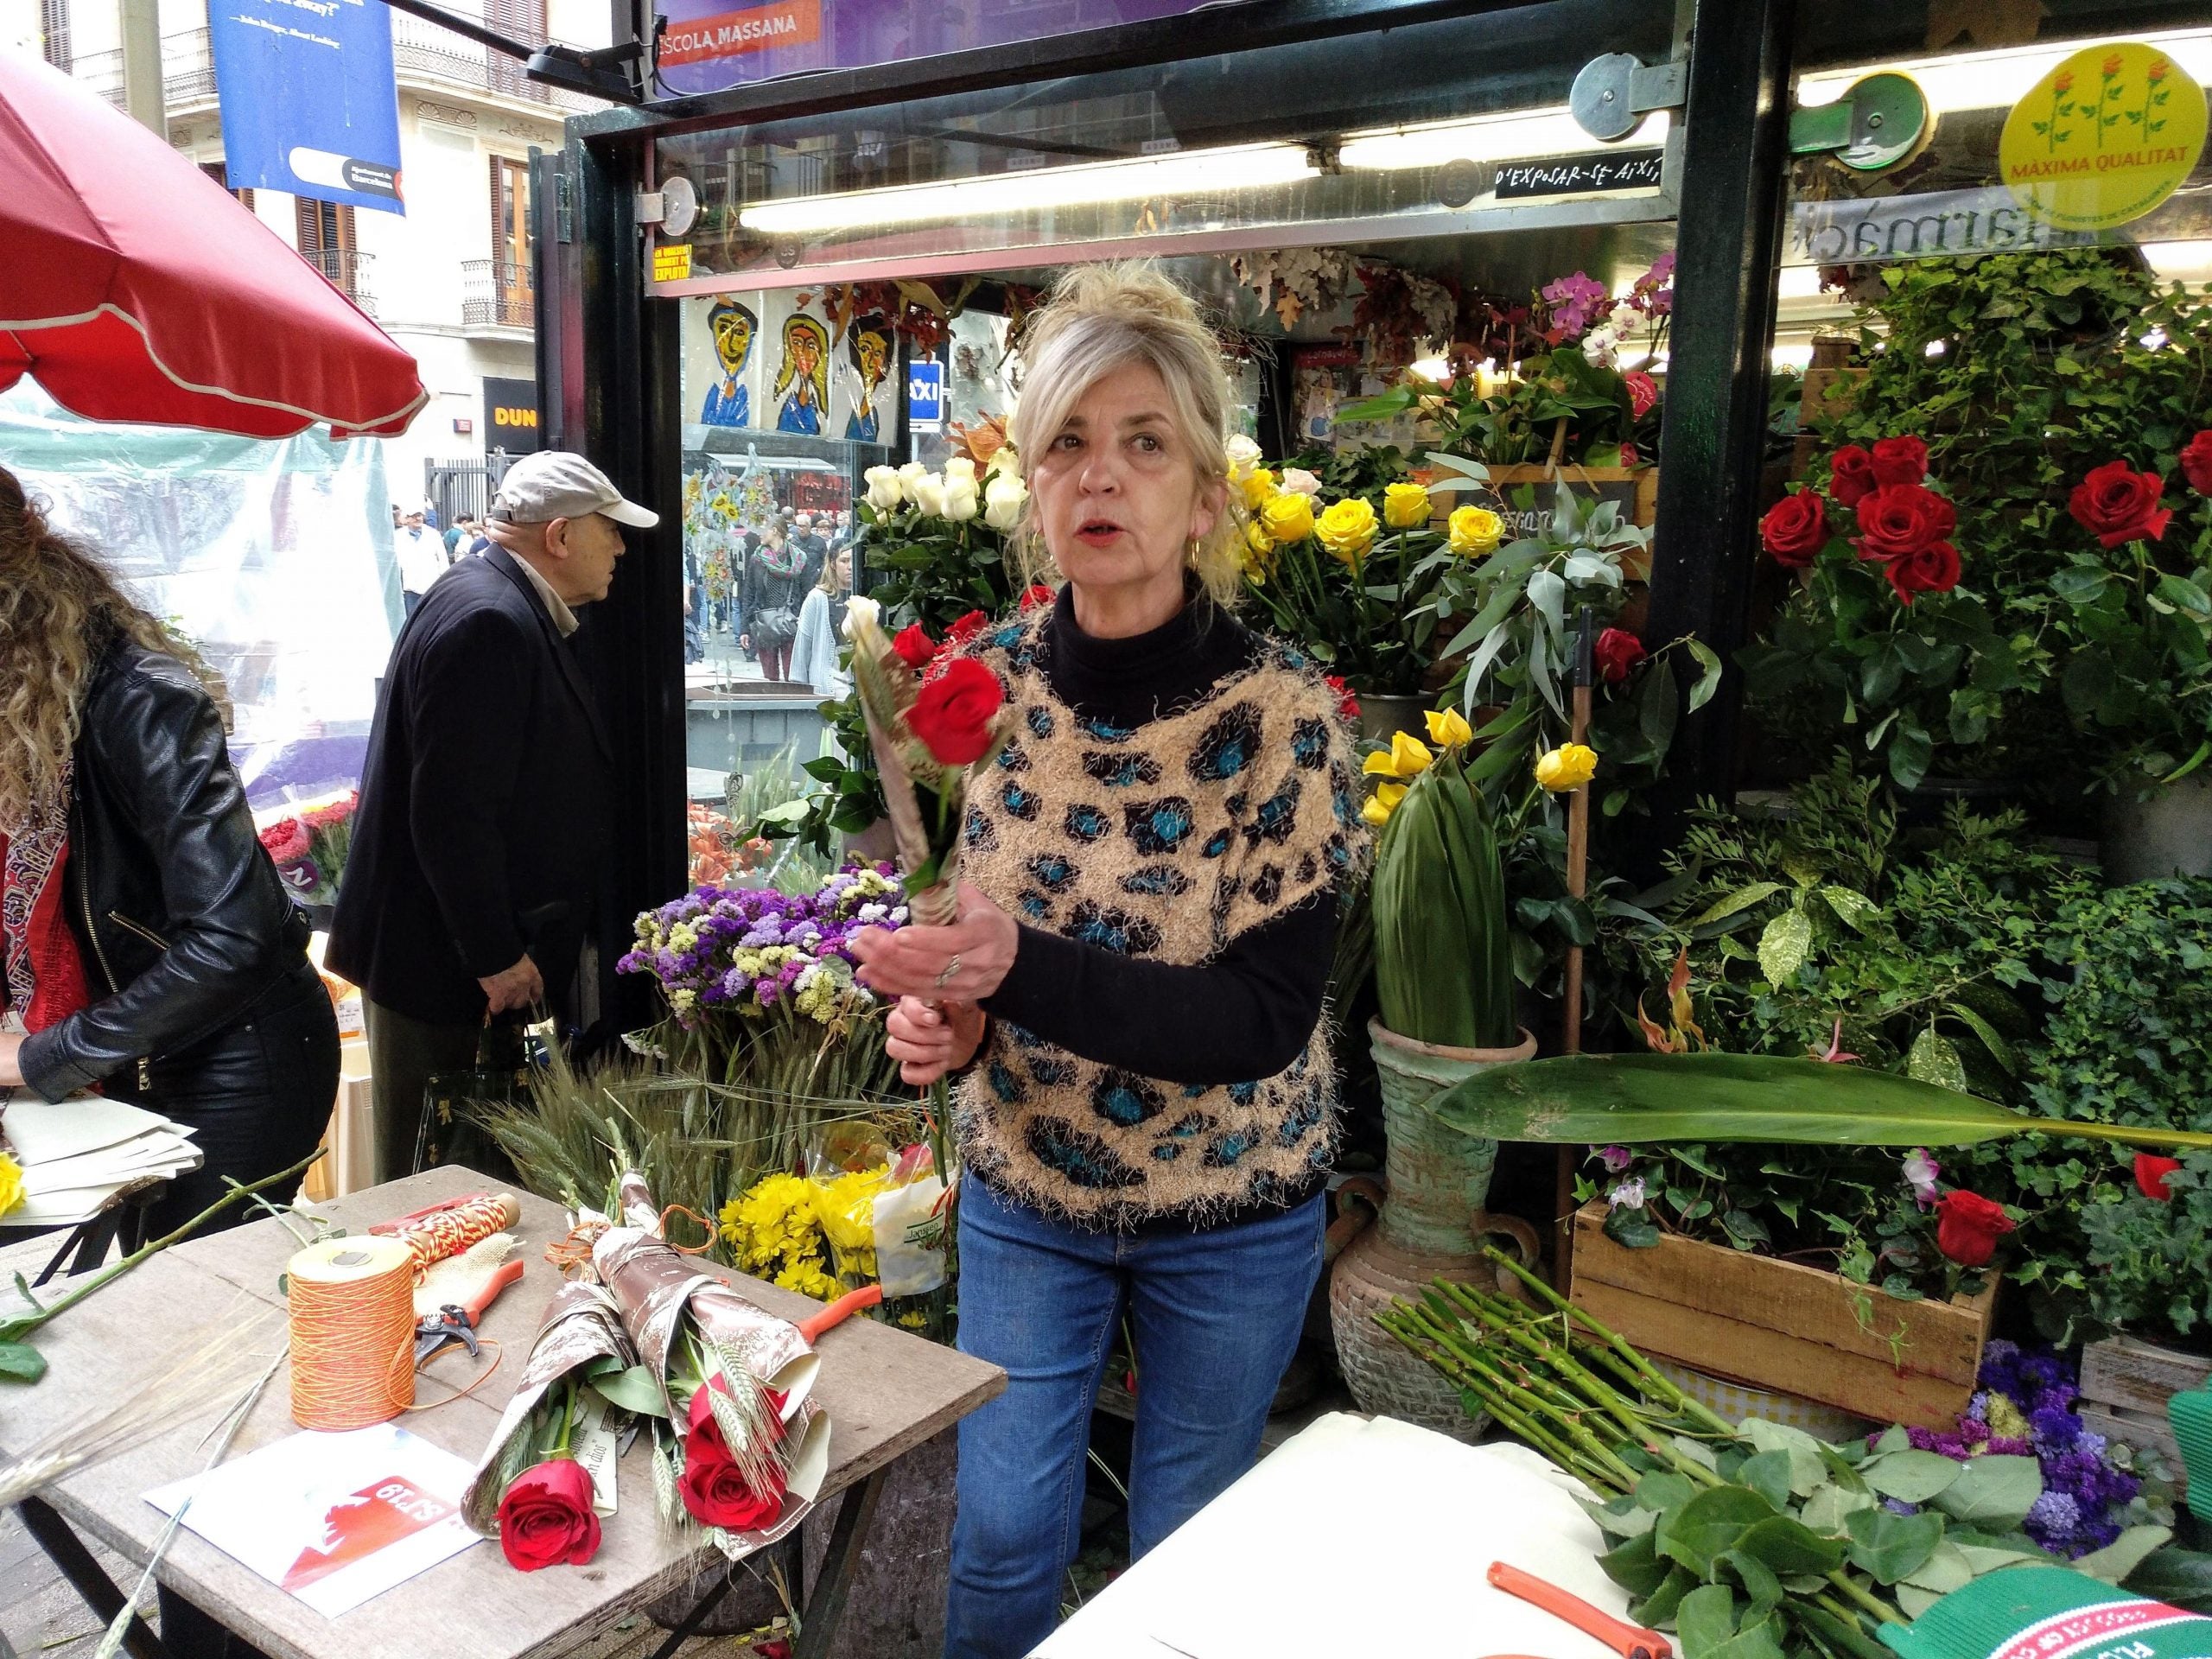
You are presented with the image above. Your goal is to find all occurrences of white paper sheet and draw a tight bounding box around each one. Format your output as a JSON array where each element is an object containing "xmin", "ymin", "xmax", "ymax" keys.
[
  {"xmin": 146, "ymin": 1424, "xmax": 480, "ymax": 1618},
  {"xmin": 1039, "ymin": 1414, "xmax": 1634, "ymax": 1659},
  {"xmin": 2, "ymin": 1096, "xmax": 178, "ymax": 1165}
]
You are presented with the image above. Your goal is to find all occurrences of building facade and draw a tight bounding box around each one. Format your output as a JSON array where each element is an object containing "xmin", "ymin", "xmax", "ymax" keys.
[{"xmin": 3, "ymin": 0, "xmax": 606, "ymax": 512}]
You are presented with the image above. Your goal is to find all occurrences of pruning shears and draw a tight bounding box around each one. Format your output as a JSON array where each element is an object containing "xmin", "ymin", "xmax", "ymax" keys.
[
  {"xmin": 1486, "ymin": 1561, "xmax": 1673, "ymax": 1659},
  {"xmin": 414, "ymin": 1258, "xmax": 524, "ymax": 1366}
]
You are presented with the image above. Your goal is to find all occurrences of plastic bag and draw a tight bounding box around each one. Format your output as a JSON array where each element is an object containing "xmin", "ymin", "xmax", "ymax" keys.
[{"xmin": 804, "ymin": 1128, "xmax": 951, "ymax": 1306}]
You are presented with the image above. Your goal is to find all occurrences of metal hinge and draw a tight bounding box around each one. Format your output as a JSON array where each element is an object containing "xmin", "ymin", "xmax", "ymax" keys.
[{"xmin": 1571, "ymin": 54, "xmax": 1690, "ymax": 143}]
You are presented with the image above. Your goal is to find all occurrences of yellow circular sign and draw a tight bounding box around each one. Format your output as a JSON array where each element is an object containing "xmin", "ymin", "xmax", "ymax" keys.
[{"xmin": 1999, "ymin": 41, "xmax": 2208, "ymax": 232}]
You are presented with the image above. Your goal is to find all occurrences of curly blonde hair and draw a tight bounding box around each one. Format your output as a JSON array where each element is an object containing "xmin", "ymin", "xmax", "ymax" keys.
[
  {"xmin": 1007, "ymin": 261, "xmax": 1242, "ymax": 608},
  {"xmin": 0, "ymin": 467, "xmax": 174, "ymax": 830}
]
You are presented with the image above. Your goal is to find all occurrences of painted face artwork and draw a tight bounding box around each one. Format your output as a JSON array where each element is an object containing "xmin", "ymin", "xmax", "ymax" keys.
[
  {"xmin": 702, "ymin": 298, "xmax": 758, "ymax": 427},
  {"xmin": 846, "ymin": 321, "xmax": 891, "ymax": 442},
  {"xmin": 775, "ymin": 314, "xmax": 830, "ymax": 435}
]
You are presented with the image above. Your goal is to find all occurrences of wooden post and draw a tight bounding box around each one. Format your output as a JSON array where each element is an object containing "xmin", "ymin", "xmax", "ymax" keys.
[{"xmin": 1555, "ymin": 608, "xmax": 1594, "ymax": 1288}]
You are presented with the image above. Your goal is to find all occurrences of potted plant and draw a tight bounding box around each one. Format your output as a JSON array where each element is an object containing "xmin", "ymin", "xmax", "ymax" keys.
[{"xmin": 1325, "ymin": 719, "xmax": 1539, "ymax": 1440}]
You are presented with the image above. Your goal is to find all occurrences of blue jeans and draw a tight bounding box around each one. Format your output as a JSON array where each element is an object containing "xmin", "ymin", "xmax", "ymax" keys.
[{"xmin": 944, "ymin": 1179, "xmax": 1325, "ymax": 1659}]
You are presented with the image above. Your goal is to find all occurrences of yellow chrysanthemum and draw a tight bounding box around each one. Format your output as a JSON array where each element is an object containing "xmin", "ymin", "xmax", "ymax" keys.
[
  {"xmin": 1314, "ymin": 498, "xmax": 1379, "ymax": 565},
  {"xmin": 1424, "ymin": 708, "xmax": 1473, "ymax": 750},
  {"xmin": 0, "ymin": 1152, "xmax": 20, "ymax": 1218},
  {"xmin": 1259, "ymin": 491, "xmax": 1314, "ymax": 545},
  {"xmin": 1448, "ymin": 505, "xmax": 1504, "ymax": 557},
  {"xmin": 1239, "ymin": 467, "xmax": 1279, "ymax": 512},
  {"xmin": 814, "ymin": 1169, "xmax": 887, "ymax": 1255},
  {"xmin": 1362, "ymin": 731, "xmax": 1434, "ymax": 782},
  {"xmin": 1382, "ymin": 482, "xmax": 1431, "ymax": 530},
  {"xmin": 1361, "ymin": 781, "xmax": 1408, "ymax": 826},
  {"xmin": 1535, "ymin": 743, "xmax": 1599, "ymax": 792}
]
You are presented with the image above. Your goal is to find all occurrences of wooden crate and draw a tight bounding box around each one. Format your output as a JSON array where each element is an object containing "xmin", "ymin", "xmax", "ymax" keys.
[
  {"xmin": 2082, "ymin": 1334, "xmax": 2212, "ymax": 1500},
  {"xmin": 1567, "ymin": 1205, "xmax": 1998, "ymax": 1429}
]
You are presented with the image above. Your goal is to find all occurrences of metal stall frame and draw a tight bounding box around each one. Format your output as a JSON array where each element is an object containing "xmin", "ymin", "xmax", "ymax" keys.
[{"xmin": 538, "ymin": 0, "xmax": 1796, "ymax": 1026}]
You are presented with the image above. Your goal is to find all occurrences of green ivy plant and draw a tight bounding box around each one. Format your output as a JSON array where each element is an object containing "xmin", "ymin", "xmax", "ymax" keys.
[{"xmin": 1743, "ymin": 249, "xmax": 2212, "ymax": 804}]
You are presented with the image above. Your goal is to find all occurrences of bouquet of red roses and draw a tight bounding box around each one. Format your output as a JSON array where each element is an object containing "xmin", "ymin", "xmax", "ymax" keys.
[
  {"xmin": 839, "ymin": 595, "xmax": 1012, "ymax": 927},
  {"xmin": 1759, "ymin": 435, "xmax": 1964, "ymax": 607},
  {"xmin": 593, "ymin": 1173, "xmax": 833, "ymax": 1558}
]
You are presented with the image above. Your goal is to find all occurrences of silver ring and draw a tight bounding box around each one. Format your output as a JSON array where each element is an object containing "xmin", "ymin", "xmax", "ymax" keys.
[{"xmin": 933, "ymin": 954, "xmax": 962, "ymax": 990}]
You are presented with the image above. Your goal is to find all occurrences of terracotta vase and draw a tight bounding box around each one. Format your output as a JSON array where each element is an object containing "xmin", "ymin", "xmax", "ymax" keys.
[{"xmin": 1328, "ymin": 1018, "xmax": 1539, "ymax": 1440}]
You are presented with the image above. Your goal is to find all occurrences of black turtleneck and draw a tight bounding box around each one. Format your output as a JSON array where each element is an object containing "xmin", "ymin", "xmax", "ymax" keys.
[{"xmin": 978, "ymin": 586, "xmax": 1338, "ymax": 1089}]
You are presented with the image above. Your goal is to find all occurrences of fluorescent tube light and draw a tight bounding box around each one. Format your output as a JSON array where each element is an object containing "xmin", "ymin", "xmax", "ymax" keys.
[
  {"xmin": 1796, "ymin": 27, "xmax": 2212, "ymax": 115},
  {"xmin": 1338, "ymin": 110, "xmax": 1669, "ymax": 172},
  {"xmin": 738, "ymin": 142, "xmax": 1317, "ymax": 236}
]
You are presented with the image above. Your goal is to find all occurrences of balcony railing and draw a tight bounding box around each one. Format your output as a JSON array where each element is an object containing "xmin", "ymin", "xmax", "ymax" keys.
[
  {"xmin": 72, "ymin": 29, "xmax": 219, "ymax": 109},
  {"xmin": 389, "ymin": 12, "xmax": 603, "ymax": 112},
  {"xmin": 461, "ymin": 258, "xmax": 534, "ymax": 329},
  {"xmin": 303, "ymin": 247, "xmax": 376, "ymax": 316}
]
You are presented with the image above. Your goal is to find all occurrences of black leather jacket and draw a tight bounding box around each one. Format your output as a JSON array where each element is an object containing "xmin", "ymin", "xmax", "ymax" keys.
[{"xmin": 20, "ymin": 636, "xmax": 311, "ymax": 1101}]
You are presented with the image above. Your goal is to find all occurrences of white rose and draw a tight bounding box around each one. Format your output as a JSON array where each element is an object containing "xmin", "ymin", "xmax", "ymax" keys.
[
  {"xmin": 911, "ymin": 472, "xmax": 949, "ymax": 518},
  {"xmin": 863, "ymin": 465, "xmax": 903, "ymax": 512},
  {"xmin": 840, "ymin": 594, "xmax": 880, "ymax": 639},
  {"xmin": 943, "ymin": 455, "xmax": 978, "ymax": 485},
  {"xmin": 985, "ymin": 443, "xmax": 1020, "ymax": 482},
  {"xmin": 944, "ymin": 478, "xmax": 980, "ymax": 523},
  {"xmin": 1224, "ymin": 434, "xmax": 1263, "ymax": 482},
  {"xmin": 1280, "ymin": 467, "xmax": 1321, "ymax": 497},
  {"xmin": 897, "ymin": 460, "xmax": 928, "ymax": 501},
  {"xmin": 983, "ymin": 471, "xmax": 1028, "ymax": 531}
]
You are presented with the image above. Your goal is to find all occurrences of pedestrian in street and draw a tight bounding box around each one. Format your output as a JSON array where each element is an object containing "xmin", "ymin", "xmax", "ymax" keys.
[
  {"xmin": 787, "ymin": 545, "xmax": 852, "ymax": 700},
  {"xmin": 393, "ymin": 506, "xmax": 448, "ymax": 619},
  {"xmin": 738, "ymin": 519, "xmax": 805, "ymax": 683},
  {"xmin": 791, "ymin": 509, "xmax": 827, "ymax": 592},
  {"xmin": 846, "ymin": 263, "xmax": 1364, "ymax": 1659},
  {"xmin": 327, "ymin": 451, "xmax": 656, "ymax": 1182}
]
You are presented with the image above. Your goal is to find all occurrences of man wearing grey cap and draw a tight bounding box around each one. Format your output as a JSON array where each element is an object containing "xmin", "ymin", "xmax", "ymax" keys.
[{"xmin": 329, "ymin": 451, "xmax": 658, "ymax": 1180}]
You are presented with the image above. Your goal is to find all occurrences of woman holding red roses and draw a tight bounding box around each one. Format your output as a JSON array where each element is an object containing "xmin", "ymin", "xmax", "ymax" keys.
[{"xmin": 849, "ymin": 264, "xmax": 1366, "ymax": 1659}]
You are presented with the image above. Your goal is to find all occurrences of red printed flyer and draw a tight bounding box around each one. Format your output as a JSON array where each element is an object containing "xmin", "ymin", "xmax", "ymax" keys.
[{"xmin": 145, "ymin": 1424, "xmax": 480, "ymax": 1617}]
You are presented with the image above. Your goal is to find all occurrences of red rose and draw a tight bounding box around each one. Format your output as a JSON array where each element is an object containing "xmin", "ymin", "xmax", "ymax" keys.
[
  {"xmin": 1625, "ymin": 371, "xmax": 1657, "ymax": 420},
  {"xmin": 891, "ymin": 622, "xmax": 938, "ymax": 671},
  {"xmin": 494, "ymin": 1459, "xmax": 601, "ymax": 1571},
  {"xmin": 1853, "ymin": 484, "xmax": 1956, "ymax": 561},
  {"xmin": 1870, "ymin": 435, "xmax": 1929, "ymax": 487},
  {"xmin": 1885, "ymin": 540, "xmax": 1961, "ymax": 606},
  {"xmin": 1324, "ymin": 674, "xmax": 1360, "ymax": 722},
  {"xmin": 1760, "ymin": 492, "xmax": 1828, "ymax": 568},
  {"xmin": 258, "ymin": 819, "xmax": 311, "ymax": 867},
  {"xmin": 679, "ymin": 1383, "xmax": 786, "ymax": 1532},
  {"xmin": 2179, "ymin": 431, "xmax": 2212, "ymax": 497},
  {"xmin": 905, "ymin": 656, "xmax": 1005, "ymax": 766},
  {"xmin": 1618, "ymin": 442, "xmax": 1640, "ymax": 467},
  {"xmin": 2135, "ymin": 1153, "xmax": 2183, "ymax": 1202},
  {"xmin": 945, "ymin": 609, "xmax": 989, "ymax": 648},
  {"xmin": 1829, "ymin": 446, "xmax": 1878, "ymax": 507},
  {"xmin": 1594, "ymin": 627, "xmax": 1646, "ymax": 683},
  {"xmin": 1020, "ymin": 583, "xmax": 1055, "ymax": 612},
  {"xmin": 2069, "ymin": 461, "xmax": 2171, "ymax": 548},
  {"xmin": 1935, "ymin": 1191, "xmax": 2014, "ymax": 1268}
]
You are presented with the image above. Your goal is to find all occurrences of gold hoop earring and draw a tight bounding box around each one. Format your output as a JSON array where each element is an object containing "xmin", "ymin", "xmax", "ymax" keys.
[{"xmin": 1186, "ymin": 535, "xmax": 1201, "ymax": 567}]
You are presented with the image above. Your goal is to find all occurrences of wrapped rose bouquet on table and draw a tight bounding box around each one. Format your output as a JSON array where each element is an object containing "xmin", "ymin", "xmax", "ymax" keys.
[{"xmin": 594, "ymin": 1172, "xmax": 848, "ymax": 1558}]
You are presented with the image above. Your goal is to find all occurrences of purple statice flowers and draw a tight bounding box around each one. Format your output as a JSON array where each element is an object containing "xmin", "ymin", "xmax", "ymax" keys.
[
  {"xmin": 1887, "ymin": 1340, "xmax": 2140, "ymax": 1558},
  {"xmin": 618, "ymin": 861, "xmax": 910, "ymax": 1026}
]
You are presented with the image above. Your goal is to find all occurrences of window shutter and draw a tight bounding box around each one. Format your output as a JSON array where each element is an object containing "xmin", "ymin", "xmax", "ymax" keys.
[{"xmin": 39, "ymin": 0, "xmax": 70, "ymax": 70}]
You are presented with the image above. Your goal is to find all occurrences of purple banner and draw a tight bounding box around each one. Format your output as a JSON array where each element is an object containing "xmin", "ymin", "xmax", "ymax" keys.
[{"xmin": 653, "ymin": 0, "xmax": 1217, "ymax": 98}]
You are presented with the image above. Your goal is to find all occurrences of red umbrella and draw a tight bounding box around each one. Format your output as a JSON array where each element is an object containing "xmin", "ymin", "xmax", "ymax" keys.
[{"xmin": 0, "ymin": 48, "xmax": 428, "ymax": 439}]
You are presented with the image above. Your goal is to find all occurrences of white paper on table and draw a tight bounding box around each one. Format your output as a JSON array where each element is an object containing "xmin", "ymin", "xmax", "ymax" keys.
[
  {"xmin": 1038, "ymin": 1414, "xmax": 1632, "ymax": 1659},
  {"xmin": 2, "ymin": 1095, "xmax": 181, "ymax": 1166},
  {"xmin": 22, "ymin": 1131, "xmax": 201, "ymax": 1194},
  {"xmin": 146, "ymin": 1423, "xmax": 480, "ymax": 1618}
]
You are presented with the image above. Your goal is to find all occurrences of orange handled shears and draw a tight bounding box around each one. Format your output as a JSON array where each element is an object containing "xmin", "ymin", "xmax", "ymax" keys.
[{"xmin": 1486, "ymin": 1560, "xmax": 1674, "ymax": 1659}]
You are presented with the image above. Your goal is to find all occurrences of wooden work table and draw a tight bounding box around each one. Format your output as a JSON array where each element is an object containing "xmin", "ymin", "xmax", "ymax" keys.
[{"xmin": 2, "ymin": 1165, "xmax": 1004, "ymax": 1659}]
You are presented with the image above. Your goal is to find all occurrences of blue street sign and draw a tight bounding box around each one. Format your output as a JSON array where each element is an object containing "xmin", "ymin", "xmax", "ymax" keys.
[
  {"xmin": 906, "ymin": 359, "xmax": 944, "ymax": 429},
  {"xmin": 209, "ymin": 0, "xmax": 405, "ymax": 215}
]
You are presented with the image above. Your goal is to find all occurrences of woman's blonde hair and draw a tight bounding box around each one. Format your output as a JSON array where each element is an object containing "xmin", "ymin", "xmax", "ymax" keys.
[
  {"xmin": 816, "ymin": 542, "xmax": 851, "ymax": 594},
  {"xmin": 0, "ymin": 467, "xmax": 174, "ymax": 830},
  {"xmin": 1007, "ymin": 261, "xmax": 1241, "ymax": 608}
]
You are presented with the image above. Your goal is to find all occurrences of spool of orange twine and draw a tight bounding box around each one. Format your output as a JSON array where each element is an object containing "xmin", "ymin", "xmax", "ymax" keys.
[{"xmin": 288, "ymin": 1236, "xmax": 416, "ymax": 1430}]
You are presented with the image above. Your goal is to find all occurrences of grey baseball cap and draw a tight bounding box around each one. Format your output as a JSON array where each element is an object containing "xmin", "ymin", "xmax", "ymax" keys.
[{"xmin": 490, "ymin": 451, "xmax": 659, "ymax": 528}]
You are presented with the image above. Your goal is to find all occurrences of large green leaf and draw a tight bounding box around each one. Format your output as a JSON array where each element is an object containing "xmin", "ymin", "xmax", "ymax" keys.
[
  {"xmin": 0, "ymin": 1340, "xmax": 46, "ymax": 1382},
  {"xmin": 1861, "ymin": 1449, "xmax": 1966, "ymax": 1503},
  {"xmin": 1657, "ymin": 1486, "xmax": 1779, "ymax": 1576},
  {"xmin": 1845, "ymin": 1507, "xmax": 1944, "ymax": 1585},
  {"xmin": 1371, "ymin": 749, "xmax": 1516, "ymax": 1049},
  {"xmin": 1677, "ymin": 1585, "xmax": 1740, "ymax": 1657},
  {"xmin": 1929, "ymin": 1455, "xmax": 2042, "ymax": 1529},
  {"xmin": 2124, "ymin": 1545, "xmax": 2212, "ymax": 1611},
  {"xmin": 1427, "ymin": 1052, "xmax": 2212, "ymax": 1152},
  {"xmin": 2073, "ymin": 1525, "xmax": 2171, "ymax": 1586}
]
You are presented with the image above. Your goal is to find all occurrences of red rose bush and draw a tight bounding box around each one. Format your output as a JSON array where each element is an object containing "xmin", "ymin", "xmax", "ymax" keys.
[{"xmin": 1759, "ymin": 435, "xmax": 1964, "ymax": 608}]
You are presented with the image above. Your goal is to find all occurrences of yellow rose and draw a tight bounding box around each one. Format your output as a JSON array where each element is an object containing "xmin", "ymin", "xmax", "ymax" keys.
[
  {"xmin": 1424, "ymin": 708, "xmax": 1473, "ymax": 750},
  {"xmin": 1361, "ymin": 781, "xmax": 1408, "ymax": 825},
  {"xmin": 0, "ymin": 1151, "xmax": 19, "ymax": 1218},
  {"xmin": 1239, "ymin": 467, "xmax": 1279, "ymax": 512},
  {"xmin": 1535, "ymin": 743, "xmax": 1599, "ymax": 792},
  {"xmin": 1259, "ymin": 491, "xmax": 1314, "ymax": 545},
  {"xmin": 1448, "ymin": 505, "xmax": 1504, "ymax": 556},
  {"xmin": 1383, "ymin": 482, "xmax": 1431, "ymax": 530},
  {"xmin": 1362, "ymin": 730, "xmax": 1433, "ymax": 782},
  {"xmin": 1314, "ymin": 498, "xmax": 1379, "ymax": 565}
]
